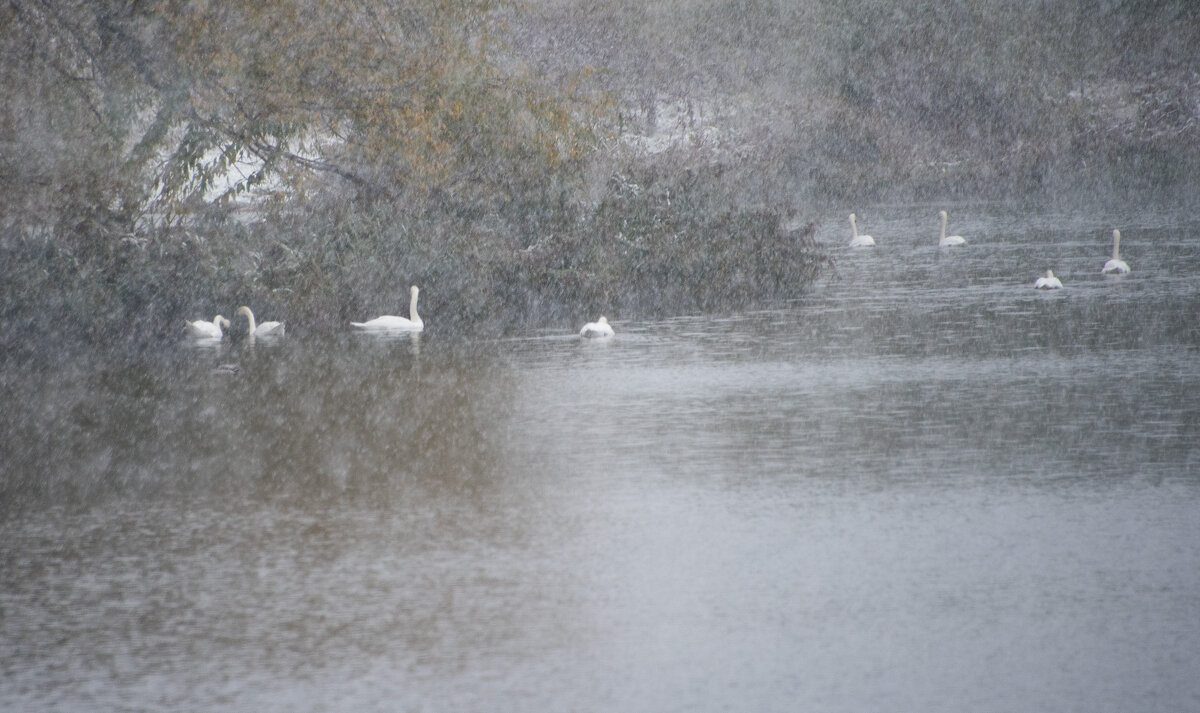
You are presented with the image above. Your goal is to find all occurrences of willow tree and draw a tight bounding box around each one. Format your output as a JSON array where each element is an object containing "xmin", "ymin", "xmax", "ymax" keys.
[
  {"xmin": 1, "ymin": 0, "xmax": 600, "ymax": 238},
  {"xmin": 0, "ymin": 0, "xmax": 611, "ymax": 346}
]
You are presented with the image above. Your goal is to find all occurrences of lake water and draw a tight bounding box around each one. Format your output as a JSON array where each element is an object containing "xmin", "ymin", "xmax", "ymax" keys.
[{"xmin": 2, "ymin": 205, "xmax": 1199, "ymax": 712}]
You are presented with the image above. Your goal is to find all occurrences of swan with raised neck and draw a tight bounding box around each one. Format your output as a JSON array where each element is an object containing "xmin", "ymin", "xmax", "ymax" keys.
[
  {"xmin": 848, "ymin": 213, "xmax": 875, "ymax": 247},
  {"xmin": 938, "ymin": 210, "xmax": 966, "ymax": 247},
  {"xmin": 351, "ymin": 285, "xmax": 424, "ymax": 331},
  {"xmin": 235, "ymin": 306, "xmax": 285, "ymax": 336},
  {"xmin": 1102, "ymin": 229, "xmax": 1130, "ymax": 274}
]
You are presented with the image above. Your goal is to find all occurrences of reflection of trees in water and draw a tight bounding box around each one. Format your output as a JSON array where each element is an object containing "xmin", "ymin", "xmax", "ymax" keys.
[
  {"xmin": 0, "ymin": 337, "xmax": 520, "ymax": 510},
  {"xmin": 178, "ymin": 337, "xmax": 520, "ymax": 508}
]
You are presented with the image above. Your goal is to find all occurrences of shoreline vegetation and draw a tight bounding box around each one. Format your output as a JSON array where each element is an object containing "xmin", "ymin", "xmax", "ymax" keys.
[{"xmin": 2, "ymin": 1, "xmax": 1197, "ymax": 356}]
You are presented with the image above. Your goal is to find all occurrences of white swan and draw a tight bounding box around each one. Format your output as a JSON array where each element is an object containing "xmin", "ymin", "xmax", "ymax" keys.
[
  {"xmin": 848, "ymin": 213, "xmax": 875, "ymax": 247},
  {"xmin": 352, "ymin": 285, "xmax": 423, "ymax": 331},
  {"xmin": 236, "ymin": 306, "xmax": 285, "ymax": 336},
  {"xmin": 1102, "ymin": 229, "xmax": 1130, "ymax": 274},
  {"xmin": 185, "ymin": 315, "xmax": 231, "ymax": 339},
  {"xmin": 1034, "ymin": 269, "xmax": 1063, "ymax": 289},
  {"xmin": 938, "ymin": 210, "xmax": 966, "ymax": 246},
  {"xmin": 580, "ymin": 316, "xmax": 614, "ymax": 338}
]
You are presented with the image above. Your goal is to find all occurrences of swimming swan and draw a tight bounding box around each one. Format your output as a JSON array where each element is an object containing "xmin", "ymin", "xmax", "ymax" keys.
[
  {"xmin": 185, "ymin": 315, "xmax": 231, "ymax": 339},
  {"xmin": 580, "ymin": 316, "xmax": 614, "ymax": 338},
  {"xmin": 938, "ymin": 210, "xmax": 966, "ymax": 247},
  {"xmin": 1034, "ymin": 269, "xmax": 1063, "ymax": 289},
  {"xmin": 351, "ymin": 285, "xmax": 423, "ymax": 331},
  {"xmin": 236, "ymin": 306, "xmax": 285, "ymax": 336},
  {"xmin": 1102, "ymin": 229, "xmax": 1130, "ymax": 274},
  {"xmin": 848, "ymin": 213, "xmax": 875, "ymax": 247}
]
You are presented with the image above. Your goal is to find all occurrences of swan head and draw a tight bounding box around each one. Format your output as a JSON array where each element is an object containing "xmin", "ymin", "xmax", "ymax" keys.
[
  {"xmin": 411, "ymin": 285, "xmax": 420, "ymax": 297},
  {"xmin": 216, "ymin": 316, "xmax": 231, "ymax": 329},
  {"xmin": 849, "ymin": 213, "xmax": 857, "ymax": 224},
  {"xmin": 939, "ymin": 210, "xmax": 948, "ymax": 221},
  {"xmin": 1046, "ymin": 269, "xmax": 1055, "ymax": 278}
]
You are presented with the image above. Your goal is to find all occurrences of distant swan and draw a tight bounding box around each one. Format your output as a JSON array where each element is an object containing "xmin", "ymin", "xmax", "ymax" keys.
[
  {"xmin": 580, "ymin": 316, "xmax": 614, "ymax": 338},
  {"xmin": 848, "ymin": 213, "xmax": 875, "ymax": 247},
  {"xmin": 185, "ymin": 315, "xmax": 230, "ymax": 339},
  {"xmin": 1034, "ymin": 269, "xmax": 1063, "ymax": 289},
  {"xmin": 1102, "ymin": 229, "xmax": 1130, "ymax": 274},
  {"xmin": 351, "ymin": 285, "xmax": 423, "ymax": 331},
  {"xmin": 236, "ymin": 306, "xmax": 285, "ymax": 336},
  {"xmin": 938, "ymin": 210, "xmax": 966, "ymax": 247}
]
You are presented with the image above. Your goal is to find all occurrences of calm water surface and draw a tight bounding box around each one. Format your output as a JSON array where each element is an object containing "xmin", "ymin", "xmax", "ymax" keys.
[{"xmin": 2, "ymin": 207, "xmax": 1199, "ymax": 712}]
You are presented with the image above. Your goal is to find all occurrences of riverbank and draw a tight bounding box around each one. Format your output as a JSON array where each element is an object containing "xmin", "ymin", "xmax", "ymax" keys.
[{"xmin": 0, "ymin": 157, "xmax": 827, "ymax": 358}]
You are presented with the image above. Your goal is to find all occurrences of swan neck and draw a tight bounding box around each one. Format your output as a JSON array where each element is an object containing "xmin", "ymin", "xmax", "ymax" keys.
[
  {"xmin": 939, "ymin": 213, "xmax": 947, "ymax": 241},
  {"xmin": 1112, "ymin": 230, "xmax": 1121, "ymax": 258},
  {"xmin": 235, "ymin": 306, "xmax": 257, "ymax": 334},
  {"xmin": 409, "ymin": 287, "xmax": 421, "ymax": 323},
  {"xmin": 849, "ymin": 214, "xmax": 858, "ymax": 237}
]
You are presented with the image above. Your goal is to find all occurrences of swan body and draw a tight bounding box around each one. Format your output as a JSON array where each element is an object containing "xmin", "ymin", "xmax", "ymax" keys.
[
  {"xmin": 1102, "ymin": 229, "xmax": 1130, "ymax": 274},
  {"xmin": 352, "ymin": 285, "xmax": 423, "ymax": 331},
  {"xmin": 580, "ymin": 316, "xmax": 614, "ymax": 338},
  {"xmin": 848, "ymin": 213, "xmax": 875, "ymax": 247},
  {"xmin": 185, "ymin": 315, "xmax": 231, "ymax": 339},
  {"xmin": 1034, "ymin": 269, "xmax": 1063, "ymax": 289},
  {"xmin": 938, "ymin": 210, "xmax": 966, "ymax": 247},
  {"xmin": 236, "ymin": 306, "xmax": 285, "ymax": 336}
]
